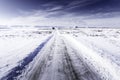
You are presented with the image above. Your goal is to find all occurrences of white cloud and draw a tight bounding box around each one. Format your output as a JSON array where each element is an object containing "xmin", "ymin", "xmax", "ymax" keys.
[
  {"xmin": 0, "ymin": 9, "xmax": 86, "ymax": 26},
  {"xmin": 0, "ymin": 9, "xmax": 120, "ymax": 28}
]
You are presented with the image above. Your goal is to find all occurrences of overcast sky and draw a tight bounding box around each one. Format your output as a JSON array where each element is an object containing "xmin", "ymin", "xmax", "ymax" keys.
[{"xmin": 0, "ymin": 0, "xmax": 120, "ymax": 26}]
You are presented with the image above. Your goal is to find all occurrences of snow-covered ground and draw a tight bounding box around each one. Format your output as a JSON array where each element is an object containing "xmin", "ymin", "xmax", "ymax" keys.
[
  {"xmin": 0, "ymin": 27, "xmax": 120, "ymax": 80},
  {"xmin": 61, "ymin": 28, "xmax": 120, "ymax": 66},
  {"xmin": 60, "ymin": 28, "xmax": 120, "ymax": 80},
  {"xmin": 0, "ymin": 28, "xmax": 52, "ymax": 79}
]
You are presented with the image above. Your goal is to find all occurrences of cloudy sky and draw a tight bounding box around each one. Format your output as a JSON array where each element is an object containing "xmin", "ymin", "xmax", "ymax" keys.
[{"xmin": 0, "ymin": 0, "xmax": 120, "ymax": 27}]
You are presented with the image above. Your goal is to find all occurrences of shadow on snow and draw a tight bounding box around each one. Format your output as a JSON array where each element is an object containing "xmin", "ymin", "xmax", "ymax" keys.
[{"xmin": 1, "ymin": 35, "xmax": 53, "ymax": 80}]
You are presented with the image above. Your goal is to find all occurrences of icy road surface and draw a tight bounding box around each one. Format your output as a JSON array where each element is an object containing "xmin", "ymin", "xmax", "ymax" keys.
[{"xmin": 1, "ymin": 29, "xmax": 120, "ymax": 80}]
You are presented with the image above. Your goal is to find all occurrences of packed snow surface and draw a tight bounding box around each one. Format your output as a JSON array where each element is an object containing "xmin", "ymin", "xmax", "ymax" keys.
[{"xmin": 0, "ymin": 27, "xmax": 120, "ymax": 80}]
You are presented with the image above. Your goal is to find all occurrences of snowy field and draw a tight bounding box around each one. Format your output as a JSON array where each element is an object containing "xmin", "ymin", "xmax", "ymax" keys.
[
  {"xmin": 0, "ymin": 28, "xmax": 52, "ymax": 79},
  {"xmin": 0, "ymin": 27, "xmax": 120, "ymax": 80}
]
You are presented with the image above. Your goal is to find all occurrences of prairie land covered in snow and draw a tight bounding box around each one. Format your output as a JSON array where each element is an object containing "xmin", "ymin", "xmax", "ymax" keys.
[
  {"xmin": 0, "ymin": 27, "xmax": 52, "ymax": 79},
  {"xmin": 0, "ymin": 27, "xmax": 120, "ymax": 80}
]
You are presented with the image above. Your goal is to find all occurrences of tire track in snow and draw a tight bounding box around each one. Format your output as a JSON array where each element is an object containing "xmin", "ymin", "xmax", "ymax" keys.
[
  {"xmin": 25, "ymin": 35, "xmax": 67, "ymax": 80},
  {"xmin": 26, "ymin": 37, "xmax": 56, "ymax": 80},
  {"xmin": 62, "ymin": 39, "xmax": 101, "ymax": 80},
  {"xmin": 62, "ymin": 45, "xmax": 80, "ymax": 80},
  {"xmin": 63, "ymin": 44, "xmax": 102, "ymax": 80},
  {"xmin": 1, "ymin": 35, "xmax": 53, "ymax": 80}
]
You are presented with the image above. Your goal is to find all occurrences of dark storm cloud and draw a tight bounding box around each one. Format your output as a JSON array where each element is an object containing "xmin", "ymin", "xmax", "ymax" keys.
[{"xmin": 1, "ymin": 0, "xmax": 120, "ymax": 17}]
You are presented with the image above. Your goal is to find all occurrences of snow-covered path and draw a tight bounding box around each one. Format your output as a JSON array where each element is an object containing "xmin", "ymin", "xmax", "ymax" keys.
[
  {"xmin": 14, "ymin": 31, "xmax": 100, "ymax": 80},
  {"xmin": 1, "ymin": 30, "xmax": 120, "ymax": 80}
]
